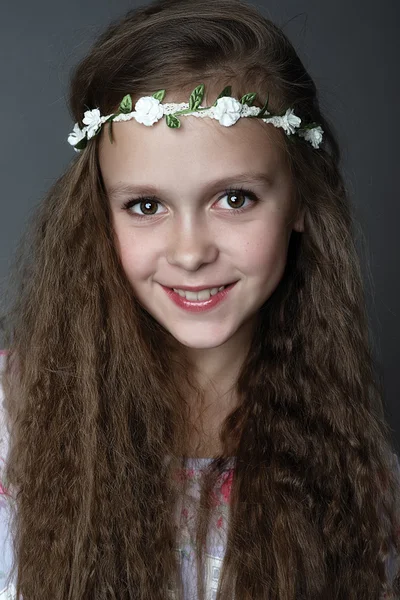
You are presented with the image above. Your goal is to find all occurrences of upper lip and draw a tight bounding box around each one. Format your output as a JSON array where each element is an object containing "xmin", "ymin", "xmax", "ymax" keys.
[{"xmin": 163, "ymin": 282, "xmax": 235, "ymax": 291}]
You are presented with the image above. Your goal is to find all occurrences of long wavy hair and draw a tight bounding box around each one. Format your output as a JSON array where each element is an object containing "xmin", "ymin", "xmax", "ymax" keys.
[{"xmin": 1, "ymin": 0, "xmax": 400, "ymax": 598}]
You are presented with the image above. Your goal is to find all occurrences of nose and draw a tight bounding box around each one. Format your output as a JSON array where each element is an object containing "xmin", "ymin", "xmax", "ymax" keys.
[{"xmin": 166, "ymin": 217, "xmax": 218, "ymax": 271}]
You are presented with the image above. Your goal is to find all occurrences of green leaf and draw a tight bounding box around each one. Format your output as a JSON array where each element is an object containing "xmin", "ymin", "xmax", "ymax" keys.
[
  {"xmin": 189, "ymin": 84, "xmax": 205, "ymax": 111},
  {"xmin": 257, "ymin": 93, "xmax": 270, "ymax": 118},
  {"xmin": 213, "ymin": 86, "xmax": 232, "ymax": 106},
  {"xmin": 152, "ymin": 89, "xmax": 166, "ymax": 101},
  {"xmin": 166, "ymin": 114, "xmax": 181, "ymax": 128},
  {"xmin": 217, "ymin": 86, "xmax": 232, "ymax": 99},
  {"xmin": 240, "ymin": 93, "xmax": 257, "ymax": 106},
  {"xmin": 74, "ymin": 136, "xmax": 88, "ymax": 151},
  {"xmin": 119, "ymin": 94, "xmax": 133, "ymax": 114}
]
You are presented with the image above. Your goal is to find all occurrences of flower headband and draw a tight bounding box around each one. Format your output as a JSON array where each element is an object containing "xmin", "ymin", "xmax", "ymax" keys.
[{"xmin": 67, "ymin": 83, "xmax": 324, "ymax": 152}]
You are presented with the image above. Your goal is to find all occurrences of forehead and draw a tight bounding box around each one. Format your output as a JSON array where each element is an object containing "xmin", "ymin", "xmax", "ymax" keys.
[{"xmin": 98, "ymin": 113, "xmax": 287, "ymax": 190}]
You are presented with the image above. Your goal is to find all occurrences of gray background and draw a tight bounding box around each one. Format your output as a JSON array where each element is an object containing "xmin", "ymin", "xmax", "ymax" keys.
[{"xmin": 1, "ymin": 1, "xmax": 399, "ymax": 442}]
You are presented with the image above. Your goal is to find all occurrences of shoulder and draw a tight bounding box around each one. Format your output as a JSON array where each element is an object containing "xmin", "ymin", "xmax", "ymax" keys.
[
  {"xmin": 0, "ymin": 353, "xmax": 10, "ymax": 484},
  {"xmin": 0, "ymin": 352, "xmax": 8, "ymax": 461},
  {"xmin": 0, "ymin": 351, "xmax": 16, "ymax": 598},
  {"xmin": 0, "ymin": 352, "xmax": 13, "ymax": 499}
]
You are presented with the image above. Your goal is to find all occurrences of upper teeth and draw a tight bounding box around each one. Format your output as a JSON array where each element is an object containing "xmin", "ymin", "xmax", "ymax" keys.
[{"xmin": 172, "ymin": 285, "xmax": 226, "ymax": 301}]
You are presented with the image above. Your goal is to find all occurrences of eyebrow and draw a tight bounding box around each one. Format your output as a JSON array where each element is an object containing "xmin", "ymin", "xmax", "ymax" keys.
[{"xmin": 107, "ymin": 172, "xmax": 274, "ymax": 200}]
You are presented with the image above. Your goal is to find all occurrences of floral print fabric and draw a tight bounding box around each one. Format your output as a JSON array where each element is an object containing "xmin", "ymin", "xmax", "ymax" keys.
[{"xmin": 168, "ymin": 457, "xmax": 235, "ymax": 599}]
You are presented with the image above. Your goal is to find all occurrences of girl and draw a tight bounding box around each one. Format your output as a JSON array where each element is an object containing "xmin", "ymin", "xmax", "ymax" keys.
[{"xmin": 0, "ymin": 0, "xmax": 399, "ymax": 598}]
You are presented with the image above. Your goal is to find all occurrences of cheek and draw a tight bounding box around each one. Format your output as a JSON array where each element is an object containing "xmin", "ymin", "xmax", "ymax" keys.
[
  {"xmin": 114, "ymin": 228, "xmax": 153, "ymax": 282},
  {"xmin": 234, "ymin": 221, "xmax": 290, "ymax": 278}
]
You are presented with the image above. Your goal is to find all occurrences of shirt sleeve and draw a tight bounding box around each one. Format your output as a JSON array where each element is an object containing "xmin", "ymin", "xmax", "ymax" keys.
[{"xmin": 0, "ymin": 353, "xmax": 17, "ymax": 598}]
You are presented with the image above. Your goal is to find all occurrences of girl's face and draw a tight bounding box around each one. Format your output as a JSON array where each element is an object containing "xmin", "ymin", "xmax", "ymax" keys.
[{"xmin": 99, "ymin": 113, "xmax": 304, "ymax": 350}]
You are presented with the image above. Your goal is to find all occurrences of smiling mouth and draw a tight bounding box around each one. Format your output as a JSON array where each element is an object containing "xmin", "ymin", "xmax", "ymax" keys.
[
  {"xmin": 162, "ymin": 281, "xmax": 238, "ymax": 307},
  {"xmin": 166, "ymin": 282, "xmax": 236, "ymax": 292}
]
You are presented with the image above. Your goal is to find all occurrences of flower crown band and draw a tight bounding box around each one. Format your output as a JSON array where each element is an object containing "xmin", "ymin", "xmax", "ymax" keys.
[{"xmin": 67, "ymin": 83, "xmax": 324, "ymax": 152}]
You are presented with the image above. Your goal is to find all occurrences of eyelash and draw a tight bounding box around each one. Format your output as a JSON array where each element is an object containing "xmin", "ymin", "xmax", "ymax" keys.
[{"xmin": 121, "ymin": 187, "xmax": 259, "ymax": 220}]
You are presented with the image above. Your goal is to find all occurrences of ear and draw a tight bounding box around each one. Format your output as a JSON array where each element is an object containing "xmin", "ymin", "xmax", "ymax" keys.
[{"xmin": 292, "ymin": 205, "xmax": 305, "ymax": 232}]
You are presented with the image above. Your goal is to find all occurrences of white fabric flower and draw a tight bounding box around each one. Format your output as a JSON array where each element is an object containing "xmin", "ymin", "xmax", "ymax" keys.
[
  {"xmin": 134, "ymin": 96, "xmax": 164, "ymax": 126},
  {"xmin": 213, "ymin": 97, "xmax": 243, "ymax": 126},
  {"xmin": 67, "ymin": 122, "xmax": 87, "ymax": 147},
  {"xmin": 298, "ymin": 125, "xmax": 324, "ymax": 149},
  {"xmin": 281, "ymin": 108, "xmax": 301, "ymax": 134},
  {"xmin": 82, "ymin": 108, "xmax": 103, "ymax": 139},
  {"xmin": 263, "ymin": 108, "xmax": 301, "ymax": 135}
]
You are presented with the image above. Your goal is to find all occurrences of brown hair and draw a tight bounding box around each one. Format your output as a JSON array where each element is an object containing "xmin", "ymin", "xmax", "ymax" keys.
[{"xmin": 1, "ymin": 0, "xmax": 400, "ymax": 598}]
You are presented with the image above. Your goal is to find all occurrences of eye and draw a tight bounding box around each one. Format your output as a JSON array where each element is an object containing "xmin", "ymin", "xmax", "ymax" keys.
[
  {"xmin": 124, "ymin": 196, "xmax": 163, "ymax": 218},
  {"xmin": 219, "ymin": 188, "xmax": 258, "ymax": 211},
  {"xmin": 121, "ymin": 187, "xmax": 260, "ymax": 220}
]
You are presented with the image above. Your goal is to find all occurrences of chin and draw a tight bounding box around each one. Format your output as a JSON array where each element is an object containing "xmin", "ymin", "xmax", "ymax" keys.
[{"xmin": 168, "ymin": 329, "xmax": 233, "ymax": 350}]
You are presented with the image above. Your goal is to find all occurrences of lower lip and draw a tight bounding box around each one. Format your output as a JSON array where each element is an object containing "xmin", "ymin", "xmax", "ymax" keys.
[{"xmin": 160, "ymin": 282, "xmax": 237, "ymax": 312}]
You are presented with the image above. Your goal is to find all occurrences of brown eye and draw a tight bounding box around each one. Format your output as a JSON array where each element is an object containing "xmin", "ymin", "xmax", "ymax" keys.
[
  {"xmin": 138, "ymin": 200, "xmax": 159, "ymax": 215},
  {"xmin": 225, "ymin": 191, "xmax": 247, "ymax": 209},
  {"xmin": 122, "ymin": 196, "xmax": 163, "ymax": 217},
  {"xmin": 218, "ymin": 188, "xmax": 258, "ymax": 213}
]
